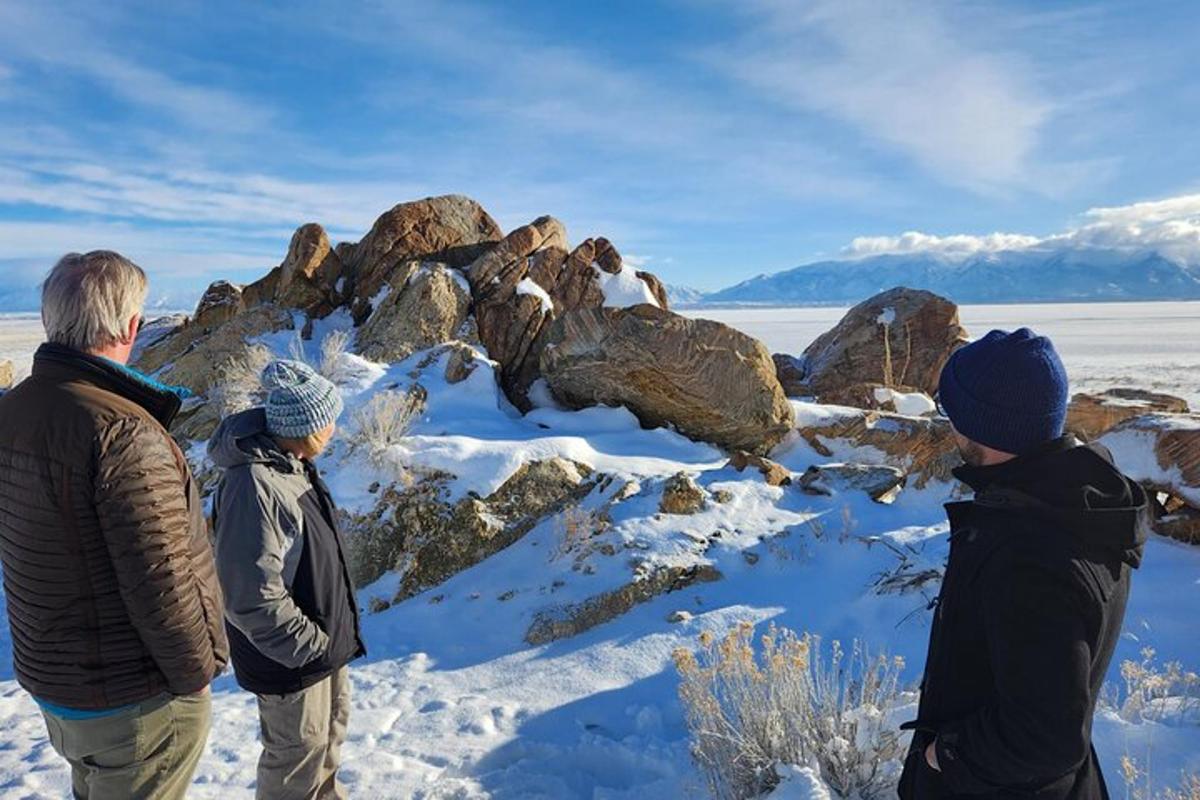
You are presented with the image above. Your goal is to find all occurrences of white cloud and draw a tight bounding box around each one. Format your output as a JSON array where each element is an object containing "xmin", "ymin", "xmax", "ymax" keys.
[
  {"xmin": 708, "ymin": 0, "xmax": 1051, "ymax": 191},
  {"xmin": 842, "ymin": 193, "xmax": 1200, "ymax": 264}
]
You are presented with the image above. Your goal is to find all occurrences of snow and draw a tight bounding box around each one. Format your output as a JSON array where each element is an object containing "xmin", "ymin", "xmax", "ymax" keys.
[
  {"xmin": 873, "ymin": 386, "xmax": 937, "ymax": 417},
  {"xmin": 516, "ymin": 277, "xmax": 555, "ymax": 316},
  {"xmin": 0, "ymin": 304, "xmax": 1199, "ymax": 797},
  {"xmin": 592, "ymin": 262, "xmax": 662, "ymax": 309},
  {"xmin": 876, "ymin": 306, "xmax": 896, "ymax": 326}
]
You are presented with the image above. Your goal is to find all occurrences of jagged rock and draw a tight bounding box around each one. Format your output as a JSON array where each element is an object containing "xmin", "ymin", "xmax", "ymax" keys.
[
  {"xmin": 551, "ymin": 238, "xmax": 611, "ymax": 312},
  {"xmin": 787, "ymin": 287, "xmax": 968, "ymax": 400},
  {"xmin": 726, "ymin": 451, "xmax": 792, "ymax": 486},
  {"xmin": 468, "ymin": 216, "xmax": 568, "ymax": 409},
  {"xmin": 444, "ymin": 344, "xmax": 480, "ymax": 384},
  {"xmin": 660, "ymin": 473, "xmax": 706, "ymax": 515},
  {"xmin": 525, "ymin": 563, "xmax": 721, "ymax": 645},
  {"xmin": 820, "ymin": 382, "xmax": 935, "ymax": 415},
  {"xmin": 773, "ymin": 353, "xmax": 807, "ymax": 397},
  {"xmin": 239, "ymin": 223, "xmax": 345, "ymax": 318},
  {"xmin": 797, "ymin": 463, "xmax": 907, "ymax": 503},
  {"xmin": 1101, "ymin": 413, "xmax": 1200, "ymax": 508},
  {"xmin": 344, "ymin": 459, "xmax": 598, "ymax": 597},
  {"xmin": 156, "ymin": 305, "xmax": 294, "ymax": 395},
  {"xmin": 346, "ymin": 195, "xmax": 502, "ymax": 309},
  {"xmin": 355, "ymin": 264, "xmax": 472, "ymax": 363},
  {"xmin": 795, "ymin": 405, "xmax": 959, "ymax": 489},
  {"xmin": 193, "ymin": 281, "xmax": 244, "ymax": 329},
  {"xmin": 637, "ymin": 270, "xmax": 670, "ymax": 310},
  {"xmin": 1067, "ymin": 389, "xmax": 1190, "ymax": 442},
  {"xmin": 0, "ymin": 360, "xmax": 13, "ymax": 390},
  {"xmin": 541, "ymin": 305, "xmax": 794, "ymax": 454}
]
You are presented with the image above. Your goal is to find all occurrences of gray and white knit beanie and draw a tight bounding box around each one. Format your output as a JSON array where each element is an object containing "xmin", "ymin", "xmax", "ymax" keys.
[{"xmin": 261, "ymin": 359, "xmax": 344, "ymax": 439}]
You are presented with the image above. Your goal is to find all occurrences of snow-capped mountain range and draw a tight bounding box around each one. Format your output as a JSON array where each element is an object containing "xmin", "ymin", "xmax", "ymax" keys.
[{"xmin": 678, "ymin": 247, "xmax": 1200, "ymax": 306}]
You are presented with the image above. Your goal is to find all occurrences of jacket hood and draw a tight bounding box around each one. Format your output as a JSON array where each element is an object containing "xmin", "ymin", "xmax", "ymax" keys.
[
  {"xmin": 207, "ymin": 407, "xmax": 301, "ymax": 473},
  {"xmin": 954, "ymin": 436, "xmax": 1149, "ymax": 568}
]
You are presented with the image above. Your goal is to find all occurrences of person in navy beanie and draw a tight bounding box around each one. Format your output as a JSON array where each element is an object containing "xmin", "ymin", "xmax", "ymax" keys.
[
  {"xmin": 899, "ymin": 328, "xmax": 1148, "ymax": 800},
  {"xmin": 208, "ymin": 359, "xmax": 364, "ymax": 799}
]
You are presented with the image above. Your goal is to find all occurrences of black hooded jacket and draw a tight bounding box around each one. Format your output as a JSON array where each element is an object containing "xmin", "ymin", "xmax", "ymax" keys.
[{"xmin": 899, "ymin": 437, "xmax": 1148, "ymax": 800}]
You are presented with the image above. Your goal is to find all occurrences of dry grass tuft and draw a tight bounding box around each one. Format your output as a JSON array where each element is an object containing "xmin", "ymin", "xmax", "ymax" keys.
[{"xmin": 673, "ymin": 622, "xmax": 908, "ymax": 799}]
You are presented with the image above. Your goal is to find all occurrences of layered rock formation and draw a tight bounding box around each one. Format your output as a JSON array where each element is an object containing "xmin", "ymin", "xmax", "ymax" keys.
[{"xmin": 1067, "ymin": 389, "xmax": 1190, "ymax": 441}]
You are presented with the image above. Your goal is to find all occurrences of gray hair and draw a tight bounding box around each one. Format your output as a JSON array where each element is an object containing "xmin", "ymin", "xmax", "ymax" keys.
[{"xmin": 42, "ymin": 251, "xmax": 149, "ymax": 352}]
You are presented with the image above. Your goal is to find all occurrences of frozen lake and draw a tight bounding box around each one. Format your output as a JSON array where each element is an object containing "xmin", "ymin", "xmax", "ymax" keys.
[
  {"xmin": 4, "ymin": 302, "xmax": 1200, "ymax": 406},
  {"xmin": 685, "ymin": 301, "xmax": 1200, "ymax": 408}
]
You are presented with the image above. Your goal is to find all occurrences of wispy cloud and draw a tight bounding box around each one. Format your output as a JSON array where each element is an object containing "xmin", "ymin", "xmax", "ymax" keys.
[
  {"xmin": 706, "ymin": 0, "xmax": 1052, "ymax": 192},
  {"xmin": 842, "ymin": 192, "xmax": 1200, "ymax": 264}
]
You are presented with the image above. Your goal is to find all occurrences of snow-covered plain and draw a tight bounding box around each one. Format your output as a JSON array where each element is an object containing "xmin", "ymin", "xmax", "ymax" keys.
[{"xmin": 0, "ymin": 303, "xmax": 1198, "ymax": 799}]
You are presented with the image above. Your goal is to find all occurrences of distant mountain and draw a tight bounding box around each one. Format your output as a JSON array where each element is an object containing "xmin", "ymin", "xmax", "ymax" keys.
[
  {"xmin": 666, "ymin": 284, "xmax": 708, "ymax": 307},
  {"xmin": 700, "ymin": 248, "xmax": 1200, "ymax": 306}
]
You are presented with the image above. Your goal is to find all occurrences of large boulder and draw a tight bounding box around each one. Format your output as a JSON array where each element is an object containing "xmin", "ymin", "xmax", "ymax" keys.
[
  {"xmin": 540, "ymin": 305, "xmax": 794, "ymax": 454},
  {"xmin": 355, "ymin": 263, "xmax": 472, "ymax": 363},
  {"xmin": 241, "ymin": 223, "xmax": 344, "ymax": 317},
  {"xmin": 468, "ymin": 216, "xmax": 568, "ymax": 408},
  {"xmin": 156, "ymin": 305, "xmax": 294, "ymax": 395},
  {"xmin": 1067, "ymin": 389, "xmax": 1190, "ymax": 442},
  {"xmin": 345, "ymin": 195, "xmax": 502, "ymax": 313},
  {"xmin": 1101, "ymin": 413, "xmax": 1200, "ymax": 509},
  {"xmin": 785, "ymin": 287, "xmax": 968, "ymax": 400}
]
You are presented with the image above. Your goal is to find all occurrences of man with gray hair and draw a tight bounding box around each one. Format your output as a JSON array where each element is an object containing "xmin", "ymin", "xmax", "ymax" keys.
[{"xmin": 0, "ymin": 251, "xmax": 229, "ymax": 799}]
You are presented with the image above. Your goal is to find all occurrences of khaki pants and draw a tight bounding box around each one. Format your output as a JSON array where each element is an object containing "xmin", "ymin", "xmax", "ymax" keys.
[
  {"xmin": 256, "ymin": 667, "xmax": 350, "ymax": 800},
  {"xmin": 40, "ymin": 689, "xmax": 212, "ymax": 800}
]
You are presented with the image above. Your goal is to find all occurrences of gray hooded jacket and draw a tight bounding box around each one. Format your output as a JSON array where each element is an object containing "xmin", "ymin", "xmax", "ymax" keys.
[{"xmin": 208, "ymin": 409, "xmax": 330, "ymax": 668}]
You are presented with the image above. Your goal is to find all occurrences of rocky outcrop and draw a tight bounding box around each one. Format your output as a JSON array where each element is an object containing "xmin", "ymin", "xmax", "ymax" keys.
[
  {"xmin": 355, "ymin": 264, "xmax": 471, "ymax": 363},
  {"xmin": 0, "ymin": 360, "xmax": 13, "ymax": 390},
  {"xmin": 795, "ymin": 405, "xmax": 960, "ymax": 489},
  {"xmin": 784, "ymin": 287, "xmax": 968, "ymax": 401},
  {"xmin": 660, "ymin": 473, "xmax": 707, "ymax": 515},
  {"xmin": 153, "ymin": 305, "xmax": 294, "ymax": 395},
  {"xmin": 345, "ymin": 459, "xmax": 598, "ymax": 598},
  {"xmin": 797, "ymin": 463, "xmax": 907, "ymax": 503},
  {"xmin": 1067, "ymin": 389, "xmax": 1190, "ymax": 442},
  {"xmin": 345, "ymin": 195, "xmax": 502, "ymax": 313},
  {"xmin": 468, "ymin": 216, "xmax": 568, "ymax": 408},
  {"xmin": 726, "ymin": 451, "xmax": 793, "ymax": 487},
  {"xmin": 541, "ymin": 305, "xmax": 794, "ymax": 454},
  {"xmin": 525, "ymin": 563, "xmax": 721, "ymax": 645},
  {"xmin": 1101, "ymin": 413, "xmax": 1200, "ymax": 510}
]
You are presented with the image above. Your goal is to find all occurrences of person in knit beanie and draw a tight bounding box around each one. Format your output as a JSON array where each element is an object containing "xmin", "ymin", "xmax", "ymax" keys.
[
  {"xmin": 207, "ymin": 358, "xmax": 364, "ymax": 799},
  {"xmin": 899, "ymin": 327, "xmax": 1147, "ymax": 800},
  {"xmin": 935, "ymin": 327, "xmax": 1069, "ymax": 465}
]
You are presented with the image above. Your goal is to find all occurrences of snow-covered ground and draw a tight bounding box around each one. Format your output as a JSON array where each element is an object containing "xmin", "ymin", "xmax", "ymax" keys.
[{"xmin": 0, "ymin": 304, "xmax": 1198, "ymax": 799}]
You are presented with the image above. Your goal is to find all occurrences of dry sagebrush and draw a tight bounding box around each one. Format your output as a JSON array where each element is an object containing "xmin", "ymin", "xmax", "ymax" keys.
[{"xmin": 673, "ymin": 623, "xmax": 908, "ymax": 800}]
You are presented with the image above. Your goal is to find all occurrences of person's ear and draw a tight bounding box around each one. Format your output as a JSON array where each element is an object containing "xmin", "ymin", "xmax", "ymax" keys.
[{"xmin": 123, "ymin": 313, "xmax": 141, "ymax": 345}]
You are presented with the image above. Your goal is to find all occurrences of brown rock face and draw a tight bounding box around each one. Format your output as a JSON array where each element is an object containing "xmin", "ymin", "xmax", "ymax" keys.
[
  {"xmin": 355, "ymin": 264, "xmax": 471, "ymax": 363},
  {"xmin": 193, "ymin": 281, "xmax": 244, "ymax": 329},
  {"xmin": 1101, "ymin": 413, "xmax": 1200, "ymax": 509},
  {"xmin": 660, "ymin": 473, "xmax": 707, "ymax": 514},
  {"xmin": 156, "ymin": 305, "xmax": 294, "ymax": 395},
  {"xmin": 540, "ymin": 305, "xmax": 795, "ymax": 454},
  {"xmin": 796, "ymin": 406, "xmax": 960, "ymax": 488},
  {"xmin": 468, "ymin": 216, "xmax": 568, "ymax": 408},
  {"xmin": 1067, "ymin": 389, "xmax": 1190, "ymax": 441},
  {"xmin": 726, "ymin": 451, "xmax": 793, "ymax": 486},
  {"xmin": 792, "ymin": 287, "xmax": 968, "ymax": 400},
  {"xmin": 346, "ymin": 195, "xmax": 502, "ymax": 310}
]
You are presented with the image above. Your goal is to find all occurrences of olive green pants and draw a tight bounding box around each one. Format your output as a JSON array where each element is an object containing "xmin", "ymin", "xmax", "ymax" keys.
[
  {"xmin": 255, "ymin": 667, "xmax": 351, "ymax": 800},
  {"xmin": 40, "ymin": 689, "xmax": 212, "ymax": 800}
]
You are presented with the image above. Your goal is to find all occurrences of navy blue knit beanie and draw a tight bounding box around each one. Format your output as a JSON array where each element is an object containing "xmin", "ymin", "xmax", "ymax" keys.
[{"xmin": 937, "ymin": 328, "xmax": 1068, "ymax": 455}]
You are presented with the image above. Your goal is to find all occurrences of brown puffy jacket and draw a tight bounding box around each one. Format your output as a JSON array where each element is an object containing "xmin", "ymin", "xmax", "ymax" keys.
[{"xmin": 0, "ymin": 343, "xmax": 228, "ymax": 709}]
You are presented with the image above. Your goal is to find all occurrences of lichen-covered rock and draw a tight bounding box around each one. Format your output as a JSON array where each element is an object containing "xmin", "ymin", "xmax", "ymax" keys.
[
  {"xmin": 541, "ymin": 305, "xmax": 794, "ymax": 454},
  {"xmin": 788, "ymin": 287, "xmax": 968, "ymax": 400},
  {"xmin": 344, "ymin": 459, "xmax": 598, "ymax": 599},
  {"xmin": 355, "ymin": 263, "xmax": 471, "ymax": 363},
  {"xmin": 525, "ymin": 564, "xmax": 721, "ymax": 645},
  {"xmin": 726, "ymin": 451, "xmax": 792, "ymax": 486},
  {"xmin": 797, "ymin": 463, "xmax": 907, "ymax": 503},
  {"xmin": 346, "ymin": 194, "xmax": 502, "ymax": 309},
  {"xmin": 795, "ymin": 405, "xmax": 960, "ymax": 489},
  {"xmin": 1067, "ymin": 389, "xmax": 1190, "ymax": 442},
  {"xmin": 660, "ymin": 472, "xmax": 706, "ymax": 515}
]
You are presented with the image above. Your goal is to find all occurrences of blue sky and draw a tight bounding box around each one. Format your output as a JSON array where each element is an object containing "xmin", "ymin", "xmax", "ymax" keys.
[{"xmin": 1, "ymin": 0, "xmax": 1198, "ymax": 309}]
